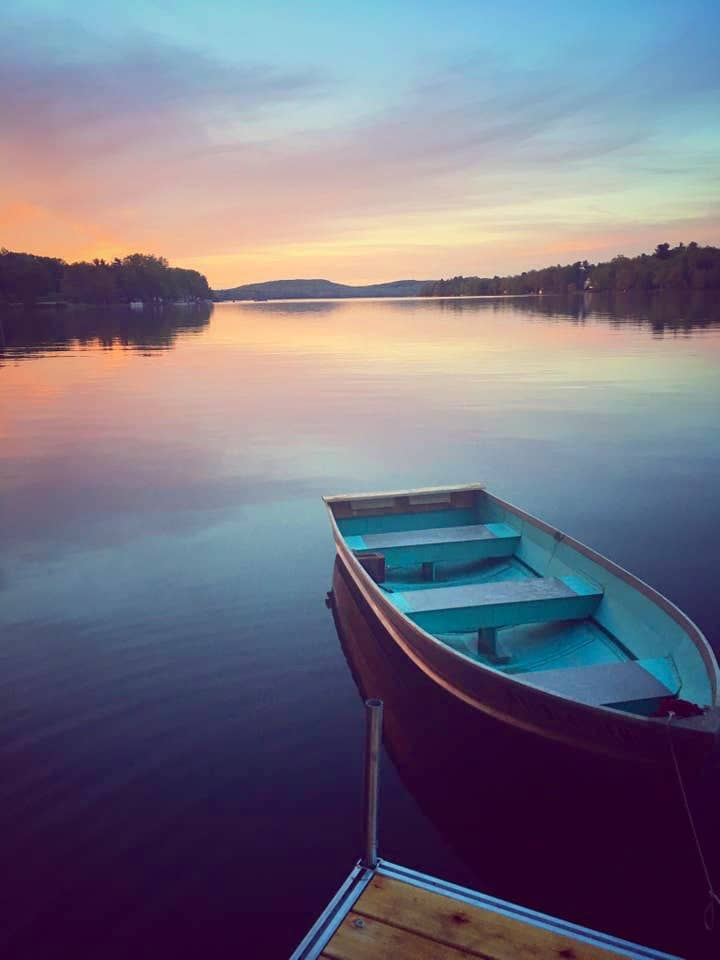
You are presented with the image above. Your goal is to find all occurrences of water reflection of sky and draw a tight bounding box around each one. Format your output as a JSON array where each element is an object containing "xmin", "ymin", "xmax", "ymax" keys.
[
  {"xmin": 2, "ymin": 295, "xmax": 719, "ymax": 624},
  {"xmin": 0, "ymin": 295, "xmax": 719, "ymax": 958}
]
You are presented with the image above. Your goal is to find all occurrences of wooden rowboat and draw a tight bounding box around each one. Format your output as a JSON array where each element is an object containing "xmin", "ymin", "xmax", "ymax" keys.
[{"xmin": 323, "ymin": 484, "xmax": 720, "ymax": 764}]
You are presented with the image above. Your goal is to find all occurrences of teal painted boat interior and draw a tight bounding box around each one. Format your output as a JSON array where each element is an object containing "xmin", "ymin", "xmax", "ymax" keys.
[{"xmin": 336, "ymin": 491, "xmax": 713, "ymax": 714}]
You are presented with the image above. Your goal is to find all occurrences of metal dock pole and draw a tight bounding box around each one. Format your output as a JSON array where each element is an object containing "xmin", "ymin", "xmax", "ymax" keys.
[{"xmin": 362, "ymin": 698, "xmax": 383, "ymax": 869}]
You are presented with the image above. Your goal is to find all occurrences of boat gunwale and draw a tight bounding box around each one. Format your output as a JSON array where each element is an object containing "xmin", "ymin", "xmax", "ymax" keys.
[
  {"xmin": 323, "ymin": 485, "xmax": 719, "ymax": 735},
  {"xmin": 322, "ymin": 482, "xmax": 487, "ymax": 504}
]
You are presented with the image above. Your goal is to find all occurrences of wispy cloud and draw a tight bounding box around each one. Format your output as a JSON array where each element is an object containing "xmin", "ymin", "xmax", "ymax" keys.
[
  {"xmin": 0, "ymin": 10, "xmax": 718, "ymax": 283},
  {"xmin": 0, "ymin": 21, "xmax": 322, "ymax": 158}
]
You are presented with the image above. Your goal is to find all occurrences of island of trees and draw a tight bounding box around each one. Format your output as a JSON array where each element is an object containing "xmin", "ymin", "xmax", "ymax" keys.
[
  {"xmin": 420, "ymin": 243, "xmax": 720, "ymax": 297},
  {"xmin": 0, "ymin": 250, "xmax": 211, "ymax": 306}
]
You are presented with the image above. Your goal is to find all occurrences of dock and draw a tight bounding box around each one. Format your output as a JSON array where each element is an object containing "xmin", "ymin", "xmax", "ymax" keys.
[{"xmin": 290, "ymin": 700, "xmax": 680, "ymax": 960}]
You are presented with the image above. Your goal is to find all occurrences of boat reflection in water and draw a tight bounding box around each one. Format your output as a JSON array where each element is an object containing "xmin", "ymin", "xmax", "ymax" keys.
[{"xmin": 328, "ymin": 556, "xmax": 720, "ymax": 960}]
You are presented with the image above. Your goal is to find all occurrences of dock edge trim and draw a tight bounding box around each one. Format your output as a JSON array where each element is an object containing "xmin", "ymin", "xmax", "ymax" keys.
[{"xmin": 288, "ymin": 861, "xmax": 374, "ymax": 960}]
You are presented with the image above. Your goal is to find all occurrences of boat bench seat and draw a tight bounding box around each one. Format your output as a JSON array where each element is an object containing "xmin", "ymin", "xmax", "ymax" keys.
[
  {"xmin": 393, "ymin": 575, "xmax": 603, "ymax": 633},
  {"xmin": 345, "ymin": 523, "xmax": 519, "ymax": 566},
  {"xmin": 518, "ymin": 656, "xmax": 681, "ymax": 707}
]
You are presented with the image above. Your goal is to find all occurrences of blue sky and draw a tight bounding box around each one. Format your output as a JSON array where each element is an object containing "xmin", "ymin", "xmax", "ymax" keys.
[{"xmin": 2, "ymin": 0, "xmax": 719, "ymax": 284}]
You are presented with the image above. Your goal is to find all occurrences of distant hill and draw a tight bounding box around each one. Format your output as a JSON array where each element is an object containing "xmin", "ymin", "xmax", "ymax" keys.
[{"xmin": 213, "ymin": 278, "xmax": 429, "ymax": 301}]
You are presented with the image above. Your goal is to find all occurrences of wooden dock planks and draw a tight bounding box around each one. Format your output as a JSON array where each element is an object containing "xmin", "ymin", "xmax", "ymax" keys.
[
  {"xmin": 321, "ymin": 910, "xmax": 478, "ymax": 959},
  {"xmin": 321, "ymin": 874, "xmax": 635, "ymax": 960}
]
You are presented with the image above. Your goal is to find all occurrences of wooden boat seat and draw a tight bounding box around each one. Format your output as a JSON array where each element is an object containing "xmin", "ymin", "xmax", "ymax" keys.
[
  {"xmin": 394, "ymin": 575, "xmax": 603, "ymax": 634},
  {"xmin": 345, "ymin": 523, "xmax": 519, "ymax": 566},
  {"xmin": 517, "ymin": 656, "xmax": 681, "ymax": 707}
]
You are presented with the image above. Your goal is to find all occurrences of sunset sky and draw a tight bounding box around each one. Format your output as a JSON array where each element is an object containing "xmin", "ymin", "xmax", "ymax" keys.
[{"xmin": 2, "ymin": 0, "xmax": 719, "ymax": 287}]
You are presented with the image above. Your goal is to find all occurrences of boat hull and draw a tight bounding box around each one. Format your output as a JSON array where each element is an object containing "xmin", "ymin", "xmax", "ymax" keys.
[
  {"xmin": 328, "ymin": 557, "xmax": 719, "ymax": 957},
  {"xmin": 326, "ymin": 488, "xmax": 720, "ymax": 767}
]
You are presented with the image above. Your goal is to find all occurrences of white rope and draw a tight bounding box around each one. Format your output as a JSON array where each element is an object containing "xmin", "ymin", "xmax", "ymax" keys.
[{"xmin": 666, "ymin": 713, "xmax": 720, "ymax": 931}]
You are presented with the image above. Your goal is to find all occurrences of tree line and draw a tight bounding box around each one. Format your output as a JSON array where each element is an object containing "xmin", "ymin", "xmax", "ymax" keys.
[
  {"xmin": 0, "ymin": 250, "xmax": 212, "ymax": 306},
  {"xmin": 420, "ymin": 243, "xmax": 720, "ymax": 297}
]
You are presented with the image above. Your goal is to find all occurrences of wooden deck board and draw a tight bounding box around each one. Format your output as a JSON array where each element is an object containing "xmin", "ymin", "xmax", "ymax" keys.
[
  {"xmin": 324, "ymin": 910, "xmax": 477, "ymax": 959},
  {"xmin": 322, "ymin": 874, "xmax": 635, "ymax": 960}
]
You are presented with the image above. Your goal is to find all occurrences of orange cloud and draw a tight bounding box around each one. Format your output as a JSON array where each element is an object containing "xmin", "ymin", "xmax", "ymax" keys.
[{"xmin": 1, "ymin": 22, "xmax": 718, "ymax": 287}]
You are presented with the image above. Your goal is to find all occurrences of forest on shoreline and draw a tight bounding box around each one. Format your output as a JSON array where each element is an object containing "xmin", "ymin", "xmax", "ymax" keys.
[
  {"xmin": 4, "ymin": 241, "xmax": 719, "ymax": 307},
  {"xmin": 0, "ymin": 250, "xmax": 211, "ymax": 306},
  {"xmin": 420, "ymin": 243, "xmax": 720, "ymax": 297}
]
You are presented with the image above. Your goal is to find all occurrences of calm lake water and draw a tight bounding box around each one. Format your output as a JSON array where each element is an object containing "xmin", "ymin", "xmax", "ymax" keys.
[{"xmin": 1, "ymin": 294, "xmax": 719, "ymax": 959}]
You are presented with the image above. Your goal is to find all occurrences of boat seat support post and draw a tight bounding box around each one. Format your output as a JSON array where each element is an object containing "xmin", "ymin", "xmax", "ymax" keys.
[
  {"xmin": 478, "ymin": 626, "xmax": 511, "ymax": 664},
  {"xmin": 362, "ymin": 699, "xmax": 383, "ymax": 869},
  {"xmin": 421, "ymin": 561, "xmax": 436, "ymax": 582}
]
